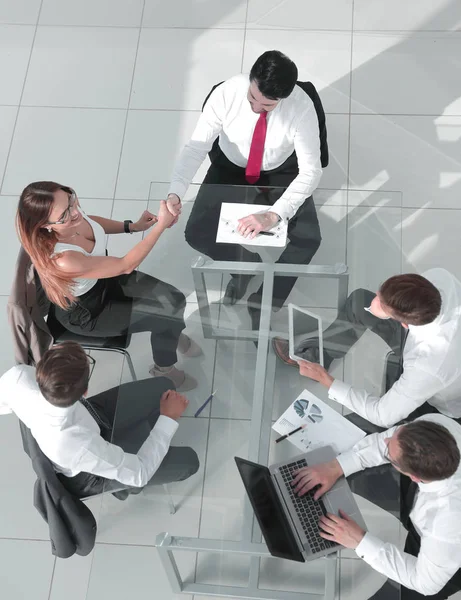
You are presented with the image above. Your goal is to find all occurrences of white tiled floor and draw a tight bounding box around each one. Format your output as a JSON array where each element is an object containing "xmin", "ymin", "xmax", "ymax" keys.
[{"xmin": 0, "ymin": 1, "xmax": 461, "ymax": 599}]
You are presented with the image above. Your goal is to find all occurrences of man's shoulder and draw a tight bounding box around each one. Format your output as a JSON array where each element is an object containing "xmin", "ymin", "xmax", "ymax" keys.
[
  {"xmin": 0, "ymin": 364, "xmax": 36, "ymax": 389},
  {"xmin": 219, "ymin": 74, "xmax": 248, "ymax": 97}
]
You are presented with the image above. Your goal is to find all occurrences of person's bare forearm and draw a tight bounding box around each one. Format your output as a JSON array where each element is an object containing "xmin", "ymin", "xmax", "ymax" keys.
[
  {"xmin": 88, "ymin": 215, "xmax": 131, "ymax": 234},
  {"xmin": 121, "ymin": 224, "xmax": 165, "ymax": 273}
]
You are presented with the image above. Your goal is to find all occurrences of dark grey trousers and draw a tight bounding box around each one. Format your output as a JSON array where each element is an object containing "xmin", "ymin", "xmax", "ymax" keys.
[{"xmin": 60, "ymin": 377, "xmax": 199, "ymax": 498}]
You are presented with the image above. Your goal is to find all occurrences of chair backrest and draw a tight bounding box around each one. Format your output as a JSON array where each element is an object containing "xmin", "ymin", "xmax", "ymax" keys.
[
  {"xmin": 8, "ymin": 247, "xmax": 53, "ymax": 365},
  {"xmin": 202, "ymin": 80, "xmax": 329, "ymax": 168}
]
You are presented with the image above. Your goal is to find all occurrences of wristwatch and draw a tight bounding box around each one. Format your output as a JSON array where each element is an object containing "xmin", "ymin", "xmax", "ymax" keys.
[{"xmin": 124, "ymin": 219, "xmax": 133, "ymax": 234}]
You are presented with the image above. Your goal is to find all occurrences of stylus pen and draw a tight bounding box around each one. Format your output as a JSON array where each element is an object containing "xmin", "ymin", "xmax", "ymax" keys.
[
  {"xmin": 275, "ymin": 424, "xmax": 306, "ymax": 443},
  {"xmin": 258, "ymin": 231, "xmax": 275, "ymax": 236},
  {"xmin": 194, "ymin": 389, "xmax": 218, "ymax": 417}
]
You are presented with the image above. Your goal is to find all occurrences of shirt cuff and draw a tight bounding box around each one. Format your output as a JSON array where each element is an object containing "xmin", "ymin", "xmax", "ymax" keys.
[
  {"xmin": 328, "ymin": 379, "xmax": 352, "ymax": 404},
  {"xmin": 154, "ymin": 415, "xmax": 179, "ymax": 437},
  {"xmin": 270, "ymin": 199, "xmax": 293, "ymax": 222},
  {"xmin": 167, "ymin": 183, "xmax": 186, "ymax": 201},
  {"xmin": 336, "ymin": 450, "xmax": 363, "ymax": 478},
  {"xmin": 355, "ymin": 533, "xmax": 383, "ymax": 562}
]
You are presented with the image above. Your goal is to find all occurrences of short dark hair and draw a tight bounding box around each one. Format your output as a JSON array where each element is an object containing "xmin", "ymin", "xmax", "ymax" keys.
[
  {"xmin": 36, "ymin": 342, "xmax": 90, "ymax": 407},
  {"xmin": 249, "ymin": 50, "xmax": 298, "ymax": 100},
  {"xmin": 379, "ymin": 274, "xmax": 441, "ymax": 326},
  {"xmin": 398, "ymin": 421, "xmax": 460, "ymax": 481}
]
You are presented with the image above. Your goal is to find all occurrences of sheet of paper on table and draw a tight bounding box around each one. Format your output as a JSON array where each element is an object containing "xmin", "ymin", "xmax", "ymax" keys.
[
  {"xmin": 272, "ymin": 389, "xmax": 366, "ymax": 455},
  {"xmin": 216, "ymin": 202, "xmax": 288, "ymax": 248}
]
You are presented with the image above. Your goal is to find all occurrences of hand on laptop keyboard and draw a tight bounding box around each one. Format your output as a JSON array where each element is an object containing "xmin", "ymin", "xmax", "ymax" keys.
[
  {"xmin": 291, "ymin": 459, "xmax": 344, "ymax": 499},
  {"xmin": 318, "ymin": 509, "xmax": 365, "ymax": 549}
]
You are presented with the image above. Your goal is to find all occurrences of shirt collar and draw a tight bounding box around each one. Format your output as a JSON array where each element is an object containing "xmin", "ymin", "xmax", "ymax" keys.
[
  {"xmin": 37, "ymin": 392, "xmax": 76, "ymax": 417},
  {"xmin": 418, "ymin": 475, "xmax": 454, "ymax": 494}
]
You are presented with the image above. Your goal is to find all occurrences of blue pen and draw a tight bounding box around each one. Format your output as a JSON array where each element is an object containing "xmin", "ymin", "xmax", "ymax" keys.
[{"xmin": 194, "ymin": 389, "xmax": 218, "ymax": 417}]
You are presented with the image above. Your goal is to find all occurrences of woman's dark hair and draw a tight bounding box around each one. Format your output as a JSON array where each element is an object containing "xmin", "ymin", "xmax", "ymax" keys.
[
  {"xmin": 398, "ymin": 421, "xmax": 460, "ymax": 481},
  {"xmin": 36, "ymin": 342, "xmax": 90, "ymax": 407},
  {"xmin": 17, "ymin": 181, "xmax": 78, "ymax": 309},
  {"xmin": 379, "ymin": 274, "xmax": 441, "ymax": 326},
  {"xmin": 249, "ymin": 50, "xmax": 298, "ymax": 100}
]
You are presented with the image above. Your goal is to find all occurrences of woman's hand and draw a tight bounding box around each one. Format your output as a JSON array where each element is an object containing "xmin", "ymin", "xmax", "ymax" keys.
[
  {"xmin": 166, "ymin": 193, "xmax": 182, "ymax": 222},
  {"xmin": 133, "ymin": 210, "xmax": 157, "ymax": 232},
  {"xmin": 156, "ymin": 200, "xmax": 176, "ymax": 230}
]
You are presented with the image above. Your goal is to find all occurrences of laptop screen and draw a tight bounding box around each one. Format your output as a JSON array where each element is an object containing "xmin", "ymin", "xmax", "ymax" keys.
[{"xmin": 235, "ymin": 457, "xmax": 304, "ymax": 563}]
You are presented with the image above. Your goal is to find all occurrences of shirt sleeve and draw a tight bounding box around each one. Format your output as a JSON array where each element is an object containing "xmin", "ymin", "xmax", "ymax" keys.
[
  {"xmin": 328, "ymin": 367, "xmax": 444, "ymax": 429},
  {"xmin": 168, "ymin": 84, "xmax": 225, "ymax": 200},
  {"xmin": 355, "ymin": 528, "xmax": 461, "ymax": 596},
  {"xmin": 270, "ymin": 105, "xmax": 323, "ymax": 222},
  {"xmin": 76, "ymin": 415, "xmax": 179, "ymax": 487},
  {"xmin": 336, "ymin": 426, "xmax": 398, "ymax": 477},
  {"xmin": 0, "ymin": 368, "xmax": 19, "ymax": 416}
]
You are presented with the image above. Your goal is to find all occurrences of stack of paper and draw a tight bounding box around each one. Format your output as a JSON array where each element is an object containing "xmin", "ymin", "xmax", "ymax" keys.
[{"xmin": 273, "ymin": 390, "xmax": 366, "ymax": 454}]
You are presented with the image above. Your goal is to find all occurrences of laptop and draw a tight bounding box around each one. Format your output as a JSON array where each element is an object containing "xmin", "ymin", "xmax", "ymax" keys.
[
  {"xmin": 235, "ymin": 446, "xmax": 366, "ymax": 563},
  {"xmin": 288, "ymin": 304, "xmax": 324, "ymax": 367}
]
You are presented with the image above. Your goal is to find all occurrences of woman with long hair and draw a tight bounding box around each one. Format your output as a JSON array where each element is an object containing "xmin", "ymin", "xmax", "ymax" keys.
[{"xmin": 16, "ymin": 181, "xmax": 201, "ymax": 391}]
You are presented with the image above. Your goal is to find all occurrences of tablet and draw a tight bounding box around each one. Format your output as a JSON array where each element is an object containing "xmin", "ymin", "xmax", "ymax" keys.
[{"xmin": 288, "ymin": 304, "xmax": 324, "ymax": 367}]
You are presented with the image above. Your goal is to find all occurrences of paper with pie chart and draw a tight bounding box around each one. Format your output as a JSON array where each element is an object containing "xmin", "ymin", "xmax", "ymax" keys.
[{"xmin": 273, "ymin": 390, "xmax": 366, "ymax": 454}]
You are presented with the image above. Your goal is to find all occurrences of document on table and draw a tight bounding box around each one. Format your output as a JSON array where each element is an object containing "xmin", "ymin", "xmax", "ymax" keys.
[
  {"xmin": 216, "ymin": 203, "xmax": 288, "ymax": 248},
  {"xmin": 273, "ymin": 389, "xmax": 366, "ymax": 454}
]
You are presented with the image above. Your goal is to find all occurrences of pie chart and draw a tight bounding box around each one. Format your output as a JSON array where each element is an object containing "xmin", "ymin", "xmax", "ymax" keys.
[{"xmin": 294, "ymin": 399, "xmax": 323, "ymax": 423}]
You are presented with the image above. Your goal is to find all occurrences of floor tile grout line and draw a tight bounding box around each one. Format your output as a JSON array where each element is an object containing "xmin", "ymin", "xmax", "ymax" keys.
[
  {"xmin": 111, "ymin": 0, "xmax": 147, "ymax": 205},
  {"xmin": 344, "ymin": 0, "xmax": 355, "ymax": 267},
  {"xmin": 0, "ymin": 0, "xmax": 44, "ymax": 196},
  {"xmin": 239, "ymin": 0, "xmax": 250, "ymax": 73},
  {"xmin": 3, "ymin": 105, "xmax": 461, "ymax": 118},
  {"xmin": 1, "ymin": 22, "xmax": 460, "ymax": 34},
  {"xmin": 46, "ymin": 556, "xmax": 57, "ymax": 600}
]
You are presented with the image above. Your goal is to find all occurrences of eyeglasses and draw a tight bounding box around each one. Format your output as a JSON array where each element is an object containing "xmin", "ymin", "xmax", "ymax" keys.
[
  {"xmin": 87, "ymin": 354, "xmax": 96, "ymax": 381},
  {"xmin": 47, "ymin": 188, "xmax": 78, "ymax": 225},
  {"xmin": 384, "ymin": 437, "xmax": 401, "ymax": 470}
]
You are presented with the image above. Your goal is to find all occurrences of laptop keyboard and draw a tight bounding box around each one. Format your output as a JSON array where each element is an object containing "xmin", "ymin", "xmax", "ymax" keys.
[{"xmin": 279, "ymin": 459, "xmax": 337, "ymax": 554}]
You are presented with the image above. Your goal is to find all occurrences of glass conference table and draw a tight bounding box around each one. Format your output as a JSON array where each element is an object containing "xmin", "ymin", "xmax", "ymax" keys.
[{"xmin": 85, "ymin": 184, "xmax": 404, "ymax": 600}]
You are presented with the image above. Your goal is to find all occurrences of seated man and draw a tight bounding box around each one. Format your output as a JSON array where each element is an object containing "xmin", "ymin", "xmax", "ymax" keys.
[
  {"xmin": 0, "ymin": 342, "xmax": 199, "ymax": 497},
  {"xmin": 275, "ymin": 269, "xmax": 461, "ymax": 428},
  {"xmin": 292, "ymin": 415, "xmax": 461, "ymax": 600},
  {"xmin": 165, "ymin": 50, "xmax": 325, "ymax": 326}
]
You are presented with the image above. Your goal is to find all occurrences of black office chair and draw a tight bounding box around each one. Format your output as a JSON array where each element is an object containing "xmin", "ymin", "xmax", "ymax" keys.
[{"xmin": 46, "ymin": 303, "xmax": 137, "ymax": 382}]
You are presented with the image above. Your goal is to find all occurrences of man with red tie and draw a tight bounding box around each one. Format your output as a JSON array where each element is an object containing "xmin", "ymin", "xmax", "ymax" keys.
[{"xmin": 165, "ymin": 50, "xmax": 324, "ymax": 326}]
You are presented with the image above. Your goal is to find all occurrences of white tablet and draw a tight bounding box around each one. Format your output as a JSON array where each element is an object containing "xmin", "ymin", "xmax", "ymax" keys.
[{"xmin": 288, "ymin": 304, "xmax": 324, "ymax": 367}]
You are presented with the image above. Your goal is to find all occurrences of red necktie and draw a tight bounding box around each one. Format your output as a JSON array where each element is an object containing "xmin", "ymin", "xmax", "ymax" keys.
[{"xmin": 245, "ymin": 111, "xmax": 267, "ymax": 184}]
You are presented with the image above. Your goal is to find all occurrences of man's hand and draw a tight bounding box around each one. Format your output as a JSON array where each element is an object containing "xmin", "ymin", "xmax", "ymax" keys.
[
  {"xmin": 166, "ymin": 193, "xmax": 182, "ymax": 221},
  {"xmin": 318, "ymin": 510, "xmax": 366, "ymax": 549},
  {"xmin": 156, "ymin": 200, "xmax": 176, "ymax": 230},
  {"xmin": 132, "ymin": 209, "xmax": 157, "ymax": 232},
  {"xmin": 160, "ymin": 390, "xmax": 189, "ymax": 421},
  {"xmin": 291, "ymin": 459, "xmax": 343, "ymax": 499},
  {"xmin": 237, "ymin": 210, "xmax": 280, "ymax": 239},
  {"xmin": 298, "ymin": 360, "xmax": 334, "ymax": 389}
]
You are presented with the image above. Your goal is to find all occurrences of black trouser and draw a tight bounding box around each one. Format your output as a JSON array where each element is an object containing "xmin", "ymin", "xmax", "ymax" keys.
[
  {"xmin": 60, "ymin": 377, "xmax": 199, "ymax": 498},
  {"xmin": 370, "ymin": 477, "xmax": 461, "ymax": 600},
  {"xmin": 54, "ymin": 270, "xmax": 186, "ymax": 367},
  {"xmin": 184, "ymin": 143, "xmax": 322, "ymax": 309}
]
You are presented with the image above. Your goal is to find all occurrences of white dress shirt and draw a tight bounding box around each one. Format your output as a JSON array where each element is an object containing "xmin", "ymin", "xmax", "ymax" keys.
[
  {"xmin": 329, "ymin": 268, "xmax": 461, "ymax": 427},
  {"xmin": 168, "ymin": 74, "xmax": 323, "ymax": 221},
  {"xmin": 0, "ymin": 365, "xmax": 178, "ymax": 488},
  {"xmin": 336, "ymin": 414, "xmax": 461, "ymax": 595}
]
